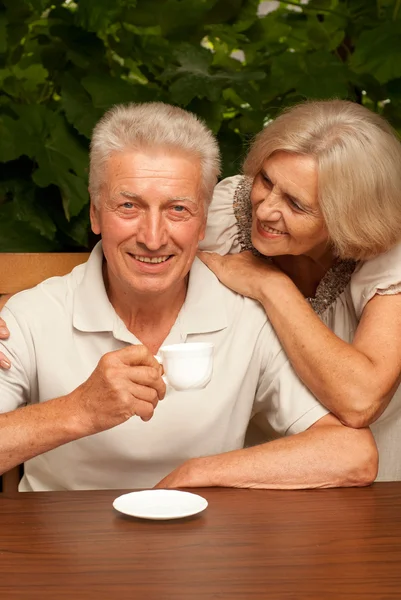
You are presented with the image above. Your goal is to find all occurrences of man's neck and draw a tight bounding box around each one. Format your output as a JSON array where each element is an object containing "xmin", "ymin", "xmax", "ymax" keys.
[{"xmin": 104, "ymin": 265, "xmax": 188, "ymax": 353}]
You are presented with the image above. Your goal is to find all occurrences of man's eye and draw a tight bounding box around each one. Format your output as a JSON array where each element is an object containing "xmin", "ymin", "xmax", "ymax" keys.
[
  {"xmin": 122, "ymin": 202, "xmax": 134, "ymax": 209},
  {"xmin": 172, "ymin": 205, "xmax": 187, "ymax": 213}
]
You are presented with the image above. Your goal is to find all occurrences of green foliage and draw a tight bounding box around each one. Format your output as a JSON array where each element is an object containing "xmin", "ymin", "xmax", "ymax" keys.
[{"xmin": 1, "ymin": 0, "xmax": 401, "ymax": 250}]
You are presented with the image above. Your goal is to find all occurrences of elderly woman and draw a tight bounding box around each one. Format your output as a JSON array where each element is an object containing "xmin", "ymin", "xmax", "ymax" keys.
[{"xmin": 198, "ymin": 100, "xmax": 401, "ymax": 482}]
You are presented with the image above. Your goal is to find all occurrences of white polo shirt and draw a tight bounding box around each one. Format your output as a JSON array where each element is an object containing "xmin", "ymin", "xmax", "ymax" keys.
[{"xmin": 0, "ymin": 243, "xmax": 327, "ymax": 491}]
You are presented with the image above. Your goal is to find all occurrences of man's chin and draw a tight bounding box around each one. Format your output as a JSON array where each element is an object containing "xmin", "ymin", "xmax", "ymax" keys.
[{"xmin": 126, "ymin": 276, "xmax": 176, "ymax": 297}]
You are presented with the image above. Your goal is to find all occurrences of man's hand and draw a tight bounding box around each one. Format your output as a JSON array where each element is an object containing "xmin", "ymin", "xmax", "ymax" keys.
[
  {"xmin": 155, "ymin": 458, "xmax": 212, "ymax": 489},
  {"xmin": 0, "ymin": 315, "xmax": 10, "ymax": 370},
  {"xmin": 69, "ymin": 344, "xmax": 166, "ymax": 434}
]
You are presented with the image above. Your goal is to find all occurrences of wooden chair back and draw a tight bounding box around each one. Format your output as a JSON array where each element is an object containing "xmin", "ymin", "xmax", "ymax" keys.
[{"xmin": 0, "ymin": 252, "xmax": 90, "ymax": 493}]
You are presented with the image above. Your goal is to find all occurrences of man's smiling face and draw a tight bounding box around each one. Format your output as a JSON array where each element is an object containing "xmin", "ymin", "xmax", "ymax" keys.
[{"xmin": 90, "ymin": 148, "xmax": 206, "ymax": 298}]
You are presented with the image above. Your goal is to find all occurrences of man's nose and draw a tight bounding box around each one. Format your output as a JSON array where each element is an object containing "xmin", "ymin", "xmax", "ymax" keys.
[
  {"xmin": 136, "ymin": 211, "xmax": 168, "ymax": 251},
  {"xmin": 256, "ymin": 188, "xmax": 283, "ymax": 222}
]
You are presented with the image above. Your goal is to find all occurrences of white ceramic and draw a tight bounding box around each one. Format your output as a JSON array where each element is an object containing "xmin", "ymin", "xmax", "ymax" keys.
[
  {"xmin": 156, "ymin": 342, "xmax": 214, "ymax": 391},
  {"xmin": 113, "ymin": 489, "xmax": 208, "ymax": 520}
]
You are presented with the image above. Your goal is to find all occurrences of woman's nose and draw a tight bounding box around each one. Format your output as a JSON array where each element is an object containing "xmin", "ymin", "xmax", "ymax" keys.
[{"xmin": 256, "ymin": 190, "xmax": 282, "ymax": 221}]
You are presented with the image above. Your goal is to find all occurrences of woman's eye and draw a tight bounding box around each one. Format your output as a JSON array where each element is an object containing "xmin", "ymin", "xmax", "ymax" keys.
[
  {"xmin": 288, "ymin": 197, "xmax": 303, "ymax": 212},
  {"xmin": 261, "ymin": 173, "xmax": 272, "ymax": 187}
]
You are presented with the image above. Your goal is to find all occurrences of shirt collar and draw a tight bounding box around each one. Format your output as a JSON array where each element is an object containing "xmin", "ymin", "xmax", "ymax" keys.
[
  {"xmin": 73, "ymin": 242, "xmax": 228, "ymax": 340},
  {"xmin": 178, "ymin": 257, "xmax": 228, "ymax": 336},
  {"xmin": 73, "ymin": 241, "xmax": 118, "ymax": 334}
]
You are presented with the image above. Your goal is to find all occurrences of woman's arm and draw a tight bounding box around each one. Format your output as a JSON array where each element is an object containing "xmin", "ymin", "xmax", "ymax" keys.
[{"xmin": 198, "ymin": 251, "xmax": 401, "ymax": 428}]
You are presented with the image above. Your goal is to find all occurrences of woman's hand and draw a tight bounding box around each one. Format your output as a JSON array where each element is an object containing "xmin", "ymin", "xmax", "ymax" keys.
[
  {"xmin": 0, "ymin": 317, "xmax": 10, "ymax": 370},
  {"xmin": 197, "ymin": 250, "xmax": 283, "ymax": 303}
]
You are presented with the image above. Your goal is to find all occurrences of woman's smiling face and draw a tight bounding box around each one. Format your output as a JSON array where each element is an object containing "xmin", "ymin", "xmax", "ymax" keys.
[{"xmin": 250, "ymin": 151, "xmax": 329, "ymax": 259}]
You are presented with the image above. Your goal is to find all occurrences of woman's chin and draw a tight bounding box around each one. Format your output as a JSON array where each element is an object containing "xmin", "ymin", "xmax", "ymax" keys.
[{"xmin": 252, "ymin": 235, "xmax": 288, "ymax": 257}]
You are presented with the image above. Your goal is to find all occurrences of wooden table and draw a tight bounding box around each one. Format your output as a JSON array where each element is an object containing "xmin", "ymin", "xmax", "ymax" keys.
[{"xmin": 1, "ymin": 484, "xmax": 401, "ymax": 599}]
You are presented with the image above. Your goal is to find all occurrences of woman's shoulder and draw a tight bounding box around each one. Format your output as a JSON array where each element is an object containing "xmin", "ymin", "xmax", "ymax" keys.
[
  {"xmin": 199, "ymin": 175, "xmax": 252, "ymax": 255},
  {"xmin": 310, "ymin": 259, "xmax": 356, "ymax": 317},
  {"xmin": 351, "ymin": 242, "xmax": 401, "ymax": 318}
]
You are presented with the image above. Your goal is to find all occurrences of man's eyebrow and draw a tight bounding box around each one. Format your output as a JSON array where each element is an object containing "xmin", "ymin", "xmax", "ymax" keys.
[
  {"xmin": 168, "ymin": 196, "xmax": 196, "ymax": 203},
  {"xmin": 115, "ymin": 191, "xmax": 198, "ymax": 205},
  {"xmin": 118, "ymin": 191, "xmax": 142, "ymax": 200}
]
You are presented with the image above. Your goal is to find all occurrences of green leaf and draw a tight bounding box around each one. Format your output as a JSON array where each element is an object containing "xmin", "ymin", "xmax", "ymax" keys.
[
  {"xmin": 0, "ymin": 180, "xmax": 57, "ymax": 240},
  {"xmin": 272, "ymin": 50, "xmax": 349, "ymax": 98},
  {"xmin": 8, "ymin": 105, "xmax": 89, "ymax": 219},
  {"xmin": 82, "ymin": 73, "xmax": 153, "ymax": 108},
  {"xmin": 299, "ymin": 52, "xmax": 349, "ymax": 98},
  {"xmin": 10, "ymin": 63, "xmax": 48, "ymax": 92},
  {"xmin": 59, "ymin": 206, "xmax": 90, "ymax": 248},
  {"xmin": 48, "ymin": 24, "xmax": 105, "ymax": 70},
  {"xmin": 0, "ymin": 13, "xmax": 7, "ymax": 54},
  {"xmin": 351, "ymin": 22, "xmax": 401, "ymax": 84},
  {"xmin": 0, "ymin": 202, "xmax": 57, "ymax": 251},
  {"xmin": 174, "ymin": 44, "xmax": 213, "ymax": 76},
  {"xmin": 233, "ymin": 0, "xmax": 260, "ymax": 33},
  {"xmin": 0, "ymin": 115, "xmax": 31, "ymax": 162},
  {"xmin": 60, "ymin": 73, "xmax": 102, "ymax": 138},
  {"xmin": 76, "ymin": 0, "xmax": 130, "ymax": 33},
  {"xmin": 169, "ymin": 74, "xmax": 222, "ymax": 105},
  {"xmin": 13, "ymin": 105, "xmax": 88, "ymax": 179},
  {"xmin": 59, "ymin": 172, "xmax": 89, "ymax": 221}
]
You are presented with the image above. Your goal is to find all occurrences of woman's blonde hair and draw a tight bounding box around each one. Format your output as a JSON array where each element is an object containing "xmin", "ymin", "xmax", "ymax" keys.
[{"xmin": 243, "ymin": 100, "xmax": 401, "ymax": 260}]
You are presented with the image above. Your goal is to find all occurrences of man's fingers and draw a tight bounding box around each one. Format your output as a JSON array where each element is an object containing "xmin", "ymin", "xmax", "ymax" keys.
[
  {"xmin": 134, "ymin": 399, "xmax": 156, "ymax": 422},
  {"xmin": 122, "ymin": 363, "xmax": 167, "ymax": 400},
  {"xmin": 123, "ymin": 366, "xmax": 166, "ymax": 400},
  {"xmin": 129, "ymin": 382, "xmax": 160, "ymax": 408},
  {"xmin": 113, "ymin": 344, "xmax": 160, "ymax": 369}
]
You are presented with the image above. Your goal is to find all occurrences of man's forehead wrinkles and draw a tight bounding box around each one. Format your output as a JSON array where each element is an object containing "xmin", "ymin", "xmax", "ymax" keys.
[
  {"xmin": 110, "ymin": 190, "xmax": 198, "ymax": 205},
  {"xmin": 115, "ymin": 170, "xmax": 190, "ymax": 179}
]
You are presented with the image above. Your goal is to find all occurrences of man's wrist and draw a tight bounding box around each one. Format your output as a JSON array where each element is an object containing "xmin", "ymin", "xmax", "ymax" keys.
[
  {"xmin": 185, "ymin": 456, "xmax": 224, "ymax": 487},
  {"xmin": 57, "ymin": 391, "xmax": 95, "ymax": 441}
]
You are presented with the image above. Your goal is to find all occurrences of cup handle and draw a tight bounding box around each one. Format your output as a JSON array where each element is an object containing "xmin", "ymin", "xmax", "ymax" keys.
[{"xmin": 155, "ymin": 355, "xmax": 169, "ymax": 386}]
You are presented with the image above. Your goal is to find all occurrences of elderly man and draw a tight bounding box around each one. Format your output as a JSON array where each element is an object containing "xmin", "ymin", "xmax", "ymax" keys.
[{"xmin": 0, "ymin": 102, "xmax": 377, "ymax": 491}]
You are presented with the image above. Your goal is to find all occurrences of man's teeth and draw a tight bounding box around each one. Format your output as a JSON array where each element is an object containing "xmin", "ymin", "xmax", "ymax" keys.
[
  {"xmin": 261, "ymin": 224, "xmax": 286, "ymax": 235},
  {"xmin": 134, "ymin": 255, "xmax": 170, "ymax": 264}
]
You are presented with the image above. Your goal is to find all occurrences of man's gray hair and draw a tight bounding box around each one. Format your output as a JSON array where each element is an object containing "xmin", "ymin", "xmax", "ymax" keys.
[{"xmin": 89, "ymin": 102, "xmax": 221, "ymax": 206}]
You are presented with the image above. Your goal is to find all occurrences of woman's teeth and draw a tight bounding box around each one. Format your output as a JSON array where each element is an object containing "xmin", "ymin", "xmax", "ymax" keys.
[
  {"xmin": 134, "ymin": 255, "xmax": 170, "ymax": 264},
  {"xmin": 260, "ymin": 224, "xmax": 287, "ymax": 235}
]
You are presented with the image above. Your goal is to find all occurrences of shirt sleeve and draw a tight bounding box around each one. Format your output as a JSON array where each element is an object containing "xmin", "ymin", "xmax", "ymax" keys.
[
  {"xmin": 199, "ymin": 175, "xmax": 243, "ymax": 256},
  {"xmin": 0, "ymin": 305, "xmax": 33, "ymax": 413},
  {"xmin": 351, "ymin": 242, "xmax": 401, "ymax": 320},
  {"xmin": 252, "ymin": 324, "xmax": 329, "ymax": 436}
]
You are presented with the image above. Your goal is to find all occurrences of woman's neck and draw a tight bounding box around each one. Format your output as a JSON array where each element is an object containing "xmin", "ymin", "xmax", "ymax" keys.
[{"xmin": 272, "ymin": 248, "xmax": 337, "ymax": 299}]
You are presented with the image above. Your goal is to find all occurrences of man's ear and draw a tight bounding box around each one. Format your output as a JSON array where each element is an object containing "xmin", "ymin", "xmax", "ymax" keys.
[
  {"xmin": 198, "ymin": 212, "xmax": 207, "ymax": 242},
  {"xmin": 89, "ymin": 198, "xmax": 101, "ymax": 235}
]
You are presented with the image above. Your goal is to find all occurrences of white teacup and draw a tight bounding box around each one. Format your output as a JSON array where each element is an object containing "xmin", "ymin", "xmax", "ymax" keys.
[{"xmin": 156, "ymin": 342, "xmax": 214, "ymax": 391}]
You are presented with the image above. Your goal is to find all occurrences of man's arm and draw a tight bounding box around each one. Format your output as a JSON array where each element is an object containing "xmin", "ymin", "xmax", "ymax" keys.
[
  {"xmin": 156, "ymin": 414, "xmax": 378, "ymax": 489},
  {"xmin": 0, "ymin": 302, "xmax": 11, "ymax": 369},
  {"xmin": 0, "ymin": 345, "xmax": 165, "ymax": 475}
]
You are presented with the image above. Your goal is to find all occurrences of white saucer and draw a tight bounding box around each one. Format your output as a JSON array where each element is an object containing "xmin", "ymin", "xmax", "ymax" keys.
[{"xmin": 113, "ymin": 489, "xmax": 208, "ymax": 520}]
